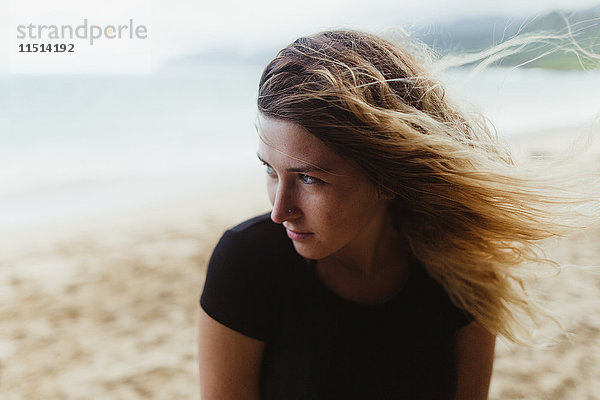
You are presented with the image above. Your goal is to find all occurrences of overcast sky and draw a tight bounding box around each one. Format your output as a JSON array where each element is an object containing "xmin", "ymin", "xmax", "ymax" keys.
[{"xmin": 3, "ymin": 0, "xmax": 599, "ymax": 72}]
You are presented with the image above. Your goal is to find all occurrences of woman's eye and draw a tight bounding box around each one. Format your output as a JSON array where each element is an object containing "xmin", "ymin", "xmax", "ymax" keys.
[
  {"xmin": 262, "ymin": 162, "xmax": 276, "ymax": 176},
  {"xmin": 299, "ymin": 174, "xmax": 322, "ymax": 185}
]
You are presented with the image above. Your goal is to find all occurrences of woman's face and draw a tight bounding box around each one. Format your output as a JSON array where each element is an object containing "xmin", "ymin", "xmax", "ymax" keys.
[{"xmin": 256, "ymin": 114, "xmax": 393, "ymax": 261}]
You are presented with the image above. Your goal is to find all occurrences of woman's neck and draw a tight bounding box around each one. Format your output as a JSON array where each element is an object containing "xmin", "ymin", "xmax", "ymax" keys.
[
  {"xmin": 316, "ymin": 216, "xmax": 412, "ymax": 305},
  {"xmin": 327, "ymin": 210, "xmax": 407, "ymax": 276}
]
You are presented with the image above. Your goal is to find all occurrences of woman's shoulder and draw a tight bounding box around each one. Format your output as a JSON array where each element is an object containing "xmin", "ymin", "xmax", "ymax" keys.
[
  {"xmin": 228, "ymin": 212, "xmax": 282, "ymax": 237},
  {"xmin": 408, "ymin": 263, "xmax": 474, "ymax": 330},
  {"xmin": 217, "ymin": 212, "xmax": 297, "ymax": 260},
  {"xmin": 202, "ymin": 213, "xmax": 299, "ymax": 340}
]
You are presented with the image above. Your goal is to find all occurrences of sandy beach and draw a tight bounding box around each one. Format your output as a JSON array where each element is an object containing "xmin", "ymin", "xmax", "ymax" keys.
[{"xmin": 1, "ymin": 127, "xmax": 599, "ymax": 400}]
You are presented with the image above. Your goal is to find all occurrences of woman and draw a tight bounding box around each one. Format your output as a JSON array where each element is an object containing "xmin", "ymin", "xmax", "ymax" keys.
[{"xmin": 198, "ymin": 29, "xmax": 590, "ymax": 399}]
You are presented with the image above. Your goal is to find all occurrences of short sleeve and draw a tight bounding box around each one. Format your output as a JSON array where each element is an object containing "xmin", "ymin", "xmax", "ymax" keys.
[{"xmin": 200, "ymin": 229, "xmax": 279, "ymax": 341}]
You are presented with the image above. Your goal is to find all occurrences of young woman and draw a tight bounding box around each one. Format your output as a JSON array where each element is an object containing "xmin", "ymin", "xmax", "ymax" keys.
[{"xmin": 198, "ymin": 29, "xmax": 592, "ymax": 399}]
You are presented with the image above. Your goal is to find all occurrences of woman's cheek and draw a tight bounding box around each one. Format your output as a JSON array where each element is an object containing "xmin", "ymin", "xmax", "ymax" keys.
[{"xmin": 267, "ymin": 181, "xmax": 277, "ymax": 205}]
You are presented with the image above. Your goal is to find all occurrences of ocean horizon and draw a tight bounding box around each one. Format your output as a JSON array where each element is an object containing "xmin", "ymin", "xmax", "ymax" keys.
[{"xmin": 1, "ymin": 65, "xmax": 599, "ymax": 229}]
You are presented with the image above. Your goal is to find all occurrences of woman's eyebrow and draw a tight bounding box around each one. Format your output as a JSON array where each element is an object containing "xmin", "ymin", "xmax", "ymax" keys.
[{"xmin": 256, "ymin": 152, "xmax": 335, "ymax": 173}]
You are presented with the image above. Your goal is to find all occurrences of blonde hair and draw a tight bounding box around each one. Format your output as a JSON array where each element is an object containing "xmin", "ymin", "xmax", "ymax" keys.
[{"xmin": 257, "ymin": 29, "xmax": 599, "ymax": 342}]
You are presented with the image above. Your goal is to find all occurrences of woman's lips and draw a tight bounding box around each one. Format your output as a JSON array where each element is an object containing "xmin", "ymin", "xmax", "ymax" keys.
[{"xmin": 285, "ymin": 227, "xmax": 313, "ymax": 241}]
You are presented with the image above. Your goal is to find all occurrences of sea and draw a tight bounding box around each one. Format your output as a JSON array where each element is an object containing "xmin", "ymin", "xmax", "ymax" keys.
[{"xmin": 1, "ymin": 64, "xmax": 599, "ymax": 229}]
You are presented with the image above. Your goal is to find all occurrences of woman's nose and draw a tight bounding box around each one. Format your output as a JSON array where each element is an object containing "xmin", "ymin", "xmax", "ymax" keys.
[{"xmin": 270, "ymin": 184, "xmax": 298, "ymax": 224}]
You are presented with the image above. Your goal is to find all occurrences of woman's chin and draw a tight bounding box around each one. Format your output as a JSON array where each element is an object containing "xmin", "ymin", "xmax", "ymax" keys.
[{"xmin": 291, "ymin": 242, "xmax": 326, "ymax": 261}]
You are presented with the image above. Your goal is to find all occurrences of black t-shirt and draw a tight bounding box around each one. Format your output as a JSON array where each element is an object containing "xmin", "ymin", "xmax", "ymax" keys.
[{"xmin": 200, "ymin": 213, "xmax": 472, "ymax": 400}]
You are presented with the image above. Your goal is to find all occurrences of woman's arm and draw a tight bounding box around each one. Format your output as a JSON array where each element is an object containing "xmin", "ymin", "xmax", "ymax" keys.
[
  {"xmin": 454, "ymin": 321, "xmax": 496, "ymax": 400},
  {"xmin": 198, "ymin": 308, "xmax": 266, "ymax": 400}
]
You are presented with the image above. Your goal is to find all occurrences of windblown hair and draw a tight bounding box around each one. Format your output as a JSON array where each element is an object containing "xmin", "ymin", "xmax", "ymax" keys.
[{"xmin": 257, "ymin": 29, "xmax": 598, "ymax": 342}]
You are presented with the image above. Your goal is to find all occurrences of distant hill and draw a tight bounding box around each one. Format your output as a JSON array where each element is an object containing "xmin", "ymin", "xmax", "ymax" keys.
[
  {"xmin": 169, "ymin": 6, "xmax": 600, "ymax": 71},
  {"xmin": 415, "ymin": 6, "xmax": 600, "ymax": 69}
]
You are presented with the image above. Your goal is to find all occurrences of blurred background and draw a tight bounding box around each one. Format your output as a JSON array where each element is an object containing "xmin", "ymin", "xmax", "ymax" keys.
[{"xmin": 1, "ymin": 1, "xmax": 599, "ymax": 399}]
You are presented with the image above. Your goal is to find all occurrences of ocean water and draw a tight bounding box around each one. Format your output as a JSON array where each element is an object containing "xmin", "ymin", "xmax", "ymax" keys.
[
  {"xmin": 1, "ymin": 65, "xmax": 599, "ymax": 228},
  {"xmin": 0, "ymin": 64, "xmax": 266, "ymax": 228},
  {"xmin": 445, "ymin": 67, "xmax": 600, "ymax": 135}
]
